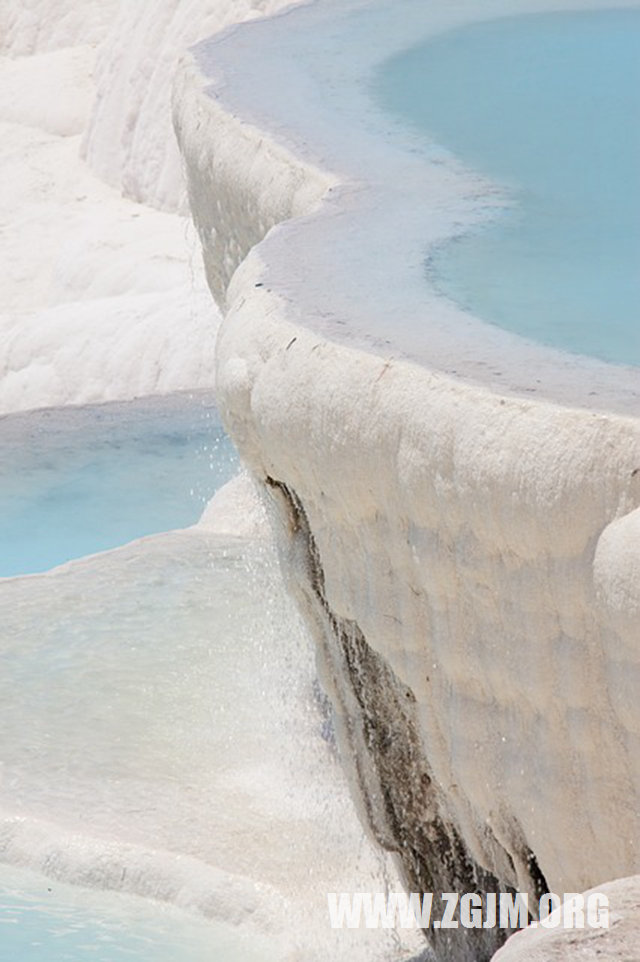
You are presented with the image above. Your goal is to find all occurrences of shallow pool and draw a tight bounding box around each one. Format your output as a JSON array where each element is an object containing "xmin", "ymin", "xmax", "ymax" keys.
[
  {"xmin": 0, "ymin": 866, "xmax": 262, "ymax": 962},
  {"xmin": 0, "ymin": 394, "xmax": 239, "ymax": 577},
  {"xmin": 373, "ymin": 9, "xmax": 640, "ymax": 365}
]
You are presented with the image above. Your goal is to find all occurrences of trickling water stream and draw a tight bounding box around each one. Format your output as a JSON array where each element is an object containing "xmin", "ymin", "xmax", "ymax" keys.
[{"xmin": 0, "ymin": 394, "xmax": 419, "ymax": 961}]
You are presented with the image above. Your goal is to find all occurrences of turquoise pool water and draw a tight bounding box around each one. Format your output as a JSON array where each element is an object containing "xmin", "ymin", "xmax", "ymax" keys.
[
  {"xmin": 373, "ymin": 9, "xmax": 640, "ymax": 365},
  {"xmin": 0, "ymin": 867, "xmax": 260, "ymax": 962},
  {"xmin": 0, "ymin": 396, "xmax": 238, "ymax": 577}
]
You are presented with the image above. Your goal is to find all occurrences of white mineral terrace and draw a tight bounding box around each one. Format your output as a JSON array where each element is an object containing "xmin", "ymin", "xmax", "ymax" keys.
[
  {"xmin": 2, "ymin": 0, "xmax": 639, "ymax": 958},
  {"xmin": 173, "ymin": 0, "xmax": 640, "ymax": 940}
]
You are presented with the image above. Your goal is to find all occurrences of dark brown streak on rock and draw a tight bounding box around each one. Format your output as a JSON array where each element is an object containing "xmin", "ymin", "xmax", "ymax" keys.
[{"xmin": 263, "ymin": 475, "xmax": 544, "ymax": 962}]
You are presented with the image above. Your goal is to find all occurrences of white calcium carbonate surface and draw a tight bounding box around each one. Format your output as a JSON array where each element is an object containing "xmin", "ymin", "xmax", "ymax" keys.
[
  {"xmin": 173, "ymin": 0, "xmax": 640, "ymax": 923},
  {"xmin": 0, "ymin": 0, "xmax": 120, "ymax": 57},
  {"xmin": 0, "ymin": 0, "xmax": 297, "ymax": 415},
  {"xmin": 83, "ymin": 0, "xmax": 296, "ymax": 212},
  {"xmin": 493, "ymin": 877, "xmax": 640, "ymax": 960}
]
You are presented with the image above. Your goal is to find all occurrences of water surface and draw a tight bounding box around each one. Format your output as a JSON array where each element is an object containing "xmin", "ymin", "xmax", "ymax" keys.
[
  {"xmin": 373, "ymin": 9, "xmax": 640, "ymax": 364},
  {"xmin": 0, "ymin": 395, "xmax": 238, "ymax": 577}
]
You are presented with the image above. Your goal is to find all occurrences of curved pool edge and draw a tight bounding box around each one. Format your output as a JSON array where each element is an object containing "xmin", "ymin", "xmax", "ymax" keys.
[
  {"xmin": 175, "ymin": 0, "xmax": 640, "ymax": 418},
  {"xmin": 173, "ymin": 2, "xmax": 640, "ymax": 958}
]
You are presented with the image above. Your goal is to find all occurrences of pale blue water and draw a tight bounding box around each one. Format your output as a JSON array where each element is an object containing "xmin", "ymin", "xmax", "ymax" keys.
[
  {"xmin": 0, "ymin": 396, "xmax": 238, "ymax": 577},
  {"xmin": 373, "ymin": 9, "xmax": 640, "ymax": 365},
  {"xmin": 0, "ymin": 868, "xmax": 260, "ymax": 962}
]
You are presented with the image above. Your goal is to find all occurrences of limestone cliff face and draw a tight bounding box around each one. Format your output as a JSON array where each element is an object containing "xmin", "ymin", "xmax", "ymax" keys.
[{"xmin": 174, "ymin": 3, "xmax": 640, "ymax": 959}]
